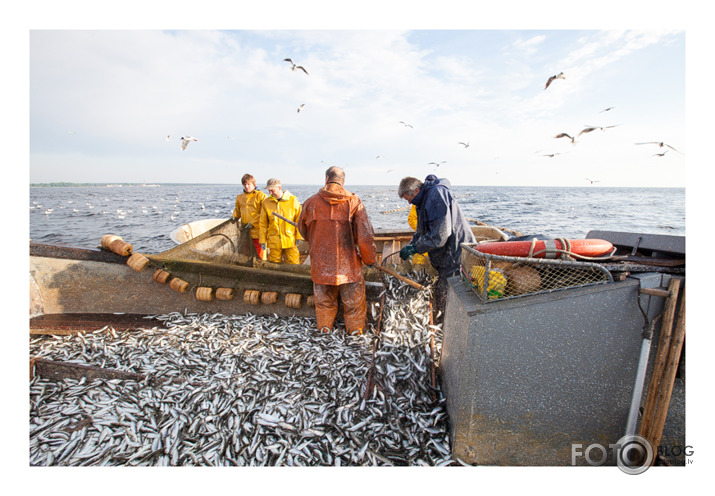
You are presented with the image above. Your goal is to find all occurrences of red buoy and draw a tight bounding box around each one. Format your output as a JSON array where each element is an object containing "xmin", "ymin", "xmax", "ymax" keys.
[{"xmin": 475, "ymin": 238, "xmax": 614, "ymax": 259}]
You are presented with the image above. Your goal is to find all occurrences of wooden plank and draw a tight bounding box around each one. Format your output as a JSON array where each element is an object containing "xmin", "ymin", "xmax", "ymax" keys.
[
  {"xmin": 638, "ymin": 278, "xmax": 682, "ymax": 445},
  {"xmin": 374, "ymin": 236, "xmax": 413, "ymax": 242},
  {"xmin": 32, "ymin": 358, "xmax": 147, "ymax": 382},
  {"xmin": 624, "ymin": 256, "xmax": 685, "ymax": 267},
  {"xmin": 639, "ymin": 288, "xmax": 671, "ymax": 298},
  {"xmin": 375, "ymin": 265, "xmax": 424, "ymax": 290},
  {"xmin": 31, "ymin": 357, "xmax": 209, "ymax": 387},
  {"xmin": 601, "ymin": 263, "xmax": 685, "ymax": 274},
  {"xmin": 648, "ymin": 286, "xmax": 686, "ymax": 462},
  {"xmin": 30, "ymin": 313, "xmax": 160, "ymax": 335},
  {"xmin": 30, "ymin": 242, "xmax": 128, "ymax": 264}
]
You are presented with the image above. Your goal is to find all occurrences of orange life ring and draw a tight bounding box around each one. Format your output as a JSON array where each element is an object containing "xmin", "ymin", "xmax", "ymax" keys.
[{"xmin": 475, "ymin": 238, "xmax": 614, "ymax": 259}]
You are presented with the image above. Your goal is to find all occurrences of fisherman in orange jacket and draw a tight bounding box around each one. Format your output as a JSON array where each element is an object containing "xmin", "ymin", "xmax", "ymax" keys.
[{"xmin": 297, "ymin": 166, "xmax": 377, "ymax": 334}]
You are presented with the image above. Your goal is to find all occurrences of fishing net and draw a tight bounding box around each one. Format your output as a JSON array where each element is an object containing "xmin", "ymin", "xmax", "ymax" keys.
[
  {"xmin": 460, "ymin": 243, "xmax": 613, "ymax": 302},
  {"xmin": 160, "ymin": 220, "xmax": 257, "ymax": 264},
  {"xmin": 147, "ymin": 219, "xmax": 315, "ymax": 302}
]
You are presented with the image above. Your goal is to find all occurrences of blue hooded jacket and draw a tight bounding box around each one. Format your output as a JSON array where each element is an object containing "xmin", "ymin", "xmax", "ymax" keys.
[{"xmin": 410, "ymin": 175, "xmax": 476, "ymax": 275}]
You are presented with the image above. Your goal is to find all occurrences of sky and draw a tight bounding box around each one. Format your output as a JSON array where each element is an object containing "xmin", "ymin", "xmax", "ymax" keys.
[{"xmin": 24, "ymin": 9, "xmax": 691, "ymax": 188}]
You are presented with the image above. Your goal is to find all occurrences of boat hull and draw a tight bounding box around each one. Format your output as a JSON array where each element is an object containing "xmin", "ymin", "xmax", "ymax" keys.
[
  {"xmin": 30, "ymin": 245, "xmax": 323, "ymax": 320},
  {"xmin": 29, "ymin": 224, "xmax": 507, "ymax": 322}
]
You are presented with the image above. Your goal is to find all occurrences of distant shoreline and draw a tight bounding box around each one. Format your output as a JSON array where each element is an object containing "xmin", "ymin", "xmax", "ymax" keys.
[
  {"xmin": 30, "ymin": 182, "xmax": 685, "ymax": 190},
  {"xmin": 30, "ymin": 183, "xmax": 163, "ymax": 188}
]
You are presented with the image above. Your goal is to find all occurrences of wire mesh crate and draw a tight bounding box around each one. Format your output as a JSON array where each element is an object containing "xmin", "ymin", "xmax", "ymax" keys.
[{"xmin": 460, "ymin": 243, "xmax": 614, "ymax": 303}]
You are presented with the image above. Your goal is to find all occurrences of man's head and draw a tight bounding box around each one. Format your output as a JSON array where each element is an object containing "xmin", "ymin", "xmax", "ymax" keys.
[
  {"xmin": 398, "ymin": 177, "xmax": 423, "ymax": 203},
  {"xmin": 242, "ymin": 173, "xmax": 256, "ymax": 193},
  {"xmin": 265, "ymin": 178, "xmax": 283, "ymax": 199},
  {"xmin": 325, "ymin": 166, "xmax": 345, "ymax": 185}
]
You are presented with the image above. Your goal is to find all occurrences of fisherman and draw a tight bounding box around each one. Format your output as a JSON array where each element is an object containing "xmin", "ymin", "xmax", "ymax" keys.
[
  {"xmin": 297, "ymin": 166, "xmax": 377, "ymax": 334},
  {"xmin": 398, "ymin": 175, "xmax": 476, "ymax": 323},
  {"xmin": 230, "ymin": 173, "xmax": 267, "ymax": 260},
  {"xmin": 259, "ymin": 178, "xmax": 303, "ymax": 264}
]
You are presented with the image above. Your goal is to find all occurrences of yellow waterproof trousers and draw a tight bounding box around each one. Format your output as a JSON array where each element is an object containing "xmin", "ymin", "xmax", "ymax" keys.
[{"xmin": 267, "ymin": 241, "xmax": 300, "ymax": 264}]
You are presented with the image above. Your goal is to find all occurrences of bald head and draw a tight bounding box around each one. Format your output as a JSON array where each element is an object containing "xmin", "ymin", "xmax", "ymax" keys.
[{"xmin": 325, "ymin": 166, "xmax": 345, "ymax": 185}]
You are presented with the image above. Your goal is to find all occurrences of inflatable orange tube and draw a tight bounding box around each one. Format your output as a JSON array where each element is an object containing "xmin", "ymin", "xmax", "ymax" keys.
[{"xmin": 475, "ymin": 238, "xmax": 614, "ymax": 259}]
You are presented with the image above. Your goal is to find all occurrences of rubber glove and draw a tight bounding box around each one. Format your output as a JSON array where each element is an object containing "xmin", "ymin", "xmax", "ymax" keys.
[
  {"xmin": 229, "ymin": 216, "xmax": 237, "ymax": 223},
  {"xmin": 400, "ymin": 245, "xmax": 417, "ymax": 260},
  {"xmin": 260, "ymin": 244, "xmax": 266, "ymax": 252}
]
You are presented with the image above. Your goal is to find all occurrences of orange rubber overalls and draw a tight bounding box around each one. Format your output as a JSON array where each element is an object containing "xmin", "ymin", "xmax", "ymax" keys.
[{"xmin": 297, "ymin": 183, "xmax": 377, "ymax": 334}]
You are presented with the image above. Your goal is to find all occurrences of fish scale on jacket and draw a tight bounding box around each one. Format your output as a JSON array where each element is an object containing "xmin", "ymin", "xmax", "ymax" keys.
[
  {"xmin": 298, "ymin": 183, "xmax": 377, "ymax": 333},
  {"xmin": 298, "ymin": 184, "xmax": 376, "ymax": 284}
]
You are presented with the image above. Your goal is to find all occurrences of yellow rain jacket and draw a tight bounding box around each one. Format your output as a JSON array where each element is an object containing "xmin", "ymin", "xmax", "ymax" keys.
[
  {"xmin": 408, "ymin": 205, "xmax": 429, "ymax": 264},
  {"xmin": 232, "ymin": 189, "xmax": 267, "ymax": 240},
  {"xmin": 259, "ymin": 191, "xmax": 303, "ymax": 263}
]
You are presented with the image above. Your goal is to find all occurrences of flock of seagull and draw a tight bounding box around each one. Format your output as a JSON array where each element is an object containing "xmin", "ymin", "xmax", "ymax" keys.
[
  {"xmin": 541, "ymin": 71, "xmax": 681, "ymax": 184},
  {"xmin": 165, "ymin": 58, "xmax": 313, "ymax": 152},
  {"xmin": 162, "ymin": 62, "xmax": 680, "ymax": 187}
]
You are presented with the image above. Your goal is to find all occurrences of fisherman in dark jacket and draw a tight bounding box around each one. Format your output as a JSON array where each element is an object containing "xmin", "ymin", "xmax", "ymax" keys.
[{"xmin": 398, "ymin": 175, "xmax": 476, "ymax": 322}]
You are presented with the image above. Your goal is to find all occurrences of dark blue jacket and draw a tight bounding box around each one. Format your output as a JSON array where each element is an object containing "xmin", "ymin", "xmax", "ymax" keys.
[{"xmin": 410, "ymin": 175, "xmax": 475, "ymax": 276}]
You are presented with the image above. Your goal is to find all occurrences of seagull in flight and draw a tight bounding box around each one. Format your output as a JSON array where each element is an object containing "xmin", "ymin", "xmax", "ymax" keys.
[
  {"xmin": 542, "ymin": 153, "xmax": 561, "ymax": 158},
  {"xmin": 458, "ymin": 141, "xmax": 470, "ymax": 148},
  {"xmin": 554, "ymin": 132, "xmax": 576, "ymax": 143},
  {"xmin": 428, "ymin": 161, "xmax": 447, "ymax": 167},
  {"xmin": 399, "ymin": 121, "xmax": 413, "ymax": 128},
  {"xmin": 180, "ymin": 136, "xmax": 198, "ymax": 151},
  {"xmin": 297, "ymin": 104, "xmax": 305, "ymax": 113},
  {"xmin": 586, "ymin": 178, "xmax": 600, "ymax": 184},
  {"xmin": 578, "ymin": 125, "xmax": 618, "ymax": 137},
  {"xmin": 284, "ymin": 58, "xmax": 309, "ymax": 75},
  {"xmin": 599, "ymin": 107, "xmax": 615, "ymax": 113},
  {"xmin": 652, "ymin": 151, "xmax": 669, "ymax": 157},
  {"xmin": 636, "ymin": 141, "xmax": 680, "ymax": 153},
  {"xmin": 544, "ymin": 72, "xmax": 566, "ymax": 90}
]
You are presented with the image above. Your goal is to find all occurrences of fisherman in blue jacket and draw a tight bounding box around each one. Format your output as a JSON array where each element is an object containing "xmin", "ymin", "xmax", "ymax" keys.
[{"xmin": 398, "ymin": 175, "xmax": 476, "ymax": 322}]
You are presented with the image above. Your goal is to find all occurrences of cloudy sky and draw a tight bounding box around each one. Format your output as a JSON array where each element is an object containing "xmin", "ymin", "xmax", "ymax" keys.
[{"xmin": 26, "ymin": 7, "xmax": 690, "ymax": 188}]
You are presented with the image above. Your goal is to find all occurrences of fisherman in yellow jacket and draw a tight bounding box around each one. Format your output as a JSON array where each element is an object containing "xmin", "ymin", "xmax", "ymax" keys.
[
  {"xmin": 407, "ymin": 204, "xmax": 429, "ymax": 264},
  {"xmin": 230, "ymin": 173, "xmax": 267, "ymax": 260},
  {"xmin": 259, "ymin": 178, "xmax": 303, "ymax": 264}
]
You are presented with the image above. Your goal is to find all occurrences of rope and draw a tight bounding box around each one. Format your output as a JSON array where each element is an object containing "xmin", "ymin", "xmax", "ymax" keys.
[
  {"xmin": 528, "ymin": 238, "xmax": 537, "ymax": 258},
  {"xmin": 525, "ymin": 238, "xmax": 617, "ymax": 261},
  {"xmin": 459, "ymin": 265, "xmax": 478, "ymax": 288}
]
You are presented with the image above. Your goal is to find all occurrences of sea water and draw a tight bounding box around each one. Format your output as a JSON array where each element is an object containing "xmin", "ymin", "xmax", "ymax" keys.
[{"xmin": 29, "ymin": 184, "xmax": 685, "ymax": 254}]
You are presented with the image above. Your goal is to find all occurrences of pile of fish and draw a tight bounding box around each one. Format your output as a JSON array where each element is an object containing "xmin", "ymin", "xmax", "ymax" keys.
[{"xmin": 30, "ymin": 272, "xmax": 459, "ymax": 466}]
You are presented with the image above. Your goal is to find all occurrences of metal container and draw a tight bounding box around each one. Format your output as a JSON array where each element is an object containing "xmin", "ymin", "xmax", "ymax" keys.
[{"xmin": 441, "ymin": 269, "xmax": 672, "ymax": 465}]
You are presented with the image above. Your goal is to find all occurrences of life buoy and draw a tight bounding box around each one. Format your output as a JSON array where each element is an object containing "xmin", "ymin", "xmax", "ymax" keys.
[{"xmin": 475, "ymin": 238, "xmax": 614, "ymax": 259}]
